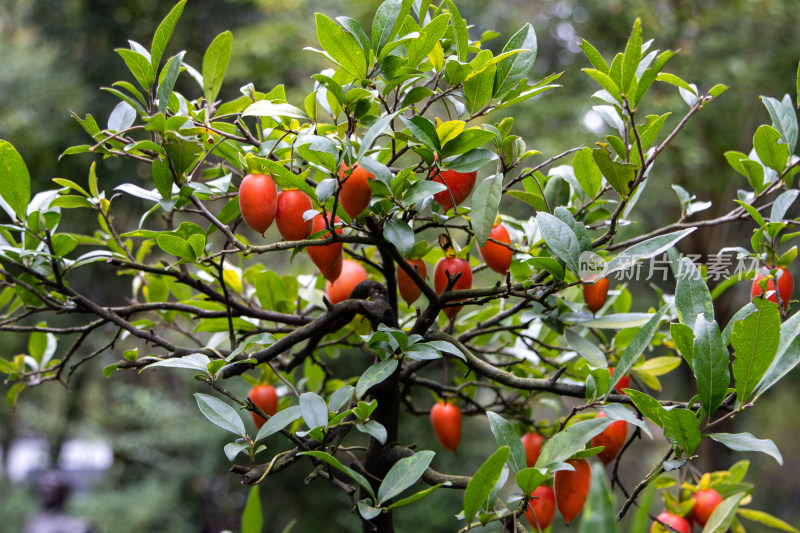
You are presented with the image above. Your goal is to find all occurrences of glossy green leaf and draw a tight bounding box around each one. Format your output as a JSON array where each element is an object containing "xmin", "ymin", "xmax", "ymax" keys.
[
  {"xmin": 621, "ymin": 19, "xmax": 642, "ymax": 93},
  {"xmin": 737, "ymin": 508, "xmax": 800, "ymax": 533},
  {"xmin": 116, "ymin": 48, "xmax": 154, "ymax": 90},
  {"xmin": 486, "ymin": 412, "xmax": 527, "ymax": 475},
  {"xmin": 753, "ymin": 125, "xmax": 790, "ymax": 172},
  {"xmin": 378, "ymin": 450, "xmax": 435, "ymax": 504},
  {"xmin": 372, "ymin": 0, "xmax": 414, "ymax": 54},
  {"xmin": 693, "ymin": 316, "xmax": 730, "ymax": 418},
  {"xmin": 675, "ymin": 256, "xmax": 714, "ymax": 326},
  {"xmin": 150, "ymin": 0, "xmax": 186, "ymax": 70},
  {"xmin": 573, "ymin": 147, "xmax": 603, "ymax": 197},
  {"xmin": 316, "ymin": 13, "xmax": 367, "ymax": 79},
  {"xmin": 660, "ymin": 408, "xmax": 701, "ymax": 454},
  {"xmin": 535, "ymin": 418, "xmax": 613, "ymax": 468},
  {"xmin": 731, "ymin": 299, "xmax": 780, "ymax": 404},
  {"xmin": 592, "ymin": 145, "xmax": 634, "ymax": 196},
  {"xmin": 405, "ymin": 13, "xmax": 450, "ymax": 67},
  {"xmin": 537, "ymin": 212, "xmax": 581, "ymax": 273},
  {"xmin": 241, "ymin": 486, "xmax": 263, "ymax": 533},
  {"xmin": 0, "ymin": 140, "xmax": 31, "ymax": 221},
  {"xmin": 606, "ymin": 304, "xmax": 668, "ymax": 398},
  {"xmin": 565, "ymin": 329, "xmax": 607, "ymax": 369},
  {"xmin": 299, "ymin": 392, "xmax": 329, "ymax": 429},
  {"xmin": 158, "ymin": 51, "xmax": 185, "ymax": 114},
  {"xmin": 356, "ymin": 359, "xmax": 398, "ymax": 399},
  {"xmin": 761, "ymin": 94, "xmax": 798, "ymax": 153},
  {"xmin": 708, "ymin": 432, "xmax": 783, "ymax": 465},
  {"xmin": 254, "ymin": 406, "xmax": 302, "ymax": 442},
  {"xmin": 202, "ymin": 31, "xmax": 232, "ymax": 106},
  {"xmin": 702, "ymin": 493, "xmax": 746, "ymax": 533},
  {"xmin": 472, "ymin": 175, "xmax": 503, "ymax": 246},
  {"xmin": 445, "ymin": 0, "xmax": 468, "ymax": 62},
  {"xmin": 194, "ymin": 393, "xmax": 246, "ymax": 437},
  {"xmin": 493, "ymin": 23, "xmax": 537, "ymax": 97},
  {"xmin": 384, "ymin": 220, "xmax": 415, "ymax": 256},
  {"xmin": 464, "ymin": 446, "xmax": 509, "ymax": 523},
  {"xmin": 755, "ymin": 309, "xmax": 800, "ymax": 398},
  {"xmin": 578, "ymin": 462, "xmax": 620, "ymax": 533}
]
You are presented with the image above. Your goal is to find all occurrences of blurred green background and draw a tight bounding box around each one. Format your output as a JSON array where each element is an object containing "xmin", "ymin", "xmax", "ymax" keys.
[{"xmin": 1, "ymin": 0, "xmax": 799, "ymax": 531}]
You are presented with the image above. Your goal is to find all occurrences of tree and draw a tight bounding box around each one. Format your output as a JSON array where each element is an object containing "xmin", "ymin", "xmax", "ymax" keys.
[{"xmin": 2, "ymin": 1, "xmax": 800, "ymax": 532}]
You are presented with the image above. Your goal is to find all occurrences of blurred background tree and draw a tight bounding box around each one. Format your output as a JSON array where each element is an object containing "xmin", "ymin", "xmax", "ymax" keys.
[{"xmin": 1, "ymin": 0, "xmax": 799, "ymax": 531}]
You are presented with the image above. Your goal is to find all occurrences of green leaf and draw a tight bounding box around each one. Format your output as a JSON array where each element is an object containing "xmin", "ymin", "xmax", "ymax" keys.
[
  {"xmin": 401, "ymin": 115, "xmax": 440, "ymax": 151},
  {"xmin": 316, "ymin": 13, "xmax": 367, "ymax": 79},
  {"xmin": 403, "ymin": 180, "xmax": 447, "ymax": 206},
  {"xmin": 606, "ymin": 228, "xmax": 696, "ymax": 277},
  {"xmin": 592, "ymin": 145, "xmax": 634, "ymax": 196},
  {"xmin": 378, "ymin": 450, "xmax": 435, "ymax": 504},
  {"xmin": 356, "ymin": 359, "xmax": 398, "ymax": 399},
  {"xmin": 254, "ymin": 406, "xmax": 302, "ymax": 442},
  {"xmin": 535, "ymin": 418, "xmax": 613, "ymax": 468},
  {"xmin": 255, "ymin": 270, "xmax": 286, "ymax": 312},
  {"xmin": 731, "ymin": 299, "xmax": 780, "ymax": 404},
  {"xmin": 737, "ymin": 508, "xmax": 800, "ymax": 533},
  {"xmin": 755, "ymin": 309, "xmax": 800, "ymax": 398},
  {"xmin": 626, "ymin": 389, "xmax": 665, "ymax": 429},
  {"xmin": 600, "ymin": 404, "xmax": 652, "ymax": 438},
  {"xmin": 372, "ymin": 0, "xmax": 414, "ymax": 54},
  {"xmin": 515, "ymin": 467, "xmax": 548, "ymax": 495},
  {"xmin": 242, "ymin": 101, "xmax": 308, "ymax": 121},
  {"xmin": 156, "ymin": 234, "xmax": 195, "ymax": 260},
  {"xmin": 441, "ymin": 129, "xmax": 497, "ymax": 157},
  {"xmin": 761, "ymin": 94, "xmax": 798, "ymax": 154},
  {"xmin": 754, "ymin": 125, "xmax": 790, "ymax": 172},
  {"xmin": 708, "ymin": 432, "xmax": 783, "ymax": 465},
  {"xmin": 464, "ymin": 54, "xmax": 496, "ymax": 115},
  {"xmin": 405, "ymin": 13, "xmax": 451, "ymax": 67},
  {"xmin": 771, "ymin": 190, "xmax": 798, "ymax": 222},
  {"xmin": 299, "ymin": 451, "xmax": 376, "ymax": 502},
  {"xmin": 656, "ymin": 72, "xmax": 696, "ymax": 94},
  {"xmin": 580, "ymin": 39, "xmax": 609, "ymax": 74},
  {"xmin": 621, "ymin": 19, "xmax": 642, "ymax": 93},
  {"xmin": 445, "ymin": 0, "xmax": 469, "ymax": 62},
  {"xmin": 537, "ymin": 212, "xmax": 581, "ymax": 274},
  {"xmin": 486, "ymin": 412, "xmax": 527, "ymax": 475},
  {"xmin": 692, "ymin": 316, "xmax": 730, "ymax": 418},
  {"xmin": 565, "ymin": 329, "xmax": 608, "ymax": 369},
  {"xmin": 151, "ymin": 1, "xmax": 186, "ymax": 70},
  {"xmin": 493, "ymin": 23, "xmax": 537, "ymax": 97},
  {"xmin": 675, "ymin": 256, "xmax": 714, "ymax": 325},
  {"xmin": 299, "ymin": 392, "xmax": 329, "ymax": 429},
  {"xmin": 573, "ymin": 147, "xmax": 602, "ymax": 198},
  {"xmin": 384, "ymin": 220, "xmax": 415, "ymax": 256},
  {"xmin": 578, "ymin": 463, "xmax": 620, "ymax": 533},
  {"xmin": 385, "ymin": 483, "xmax": 449, "ymax": 511},
  {"xmin": 241, "ymin": 486, "xmax": 263, "ymax": 533},
  {"xmin": 702, "ymin": 493, "xmax": 746, "ymax": 533},
  {"xmin": 194, "ymin": 393, "xmax": 246, "ymax": 437},
  {"xmin": 472, "ymin": 175, "xmax": 503, "ymax": 246},
  {"xmin": 606, "ymin": 304, "xmax": 668, "ymax": 398},
  {"xmin": 0, "ymin": 140, "xmax": 31, "ymax": 221},
  {"xmin": 202, "ymin": 31, "xmax": 232, "ymax": 106},
  {"xmin": 583, "ymin": 69, "xmax": 622, "ymax": 103},
  {"xmin": 660, "ymin": 408, "xmax": 701, "ymax": 454},
  {"xmin": 464, "ymin": 447, "xmax": 510, "ymax": 523},
  {"xmin": 157, "ymin": 51, "xmax": 185, "ymax": 114},
  {"xmin": 116, "ymin": 48, "xmax": 154, "ymax": 91}
]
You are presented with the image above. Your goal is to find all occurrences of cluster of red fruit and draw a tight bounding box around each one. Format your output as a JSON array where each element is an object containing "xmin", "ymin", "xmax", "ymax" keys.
[
  {"xmin": 238, "ymin": 164, "xmax": 515, "ymax": 313},
  {"xmin": 429, "ymin": 402, "xmax": 631, "ymax": 530}
]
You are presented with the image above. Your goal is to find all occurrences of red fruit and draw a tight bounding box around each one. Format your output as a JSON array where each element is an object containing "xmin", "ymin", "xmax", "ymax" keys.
[
  {"xmin": 338, "ymin": 163, "xmax": 374, "ymax": 218},
  {"xmin": 524, "ymin": 485, "xmax": 556, "ymax": 532},
  {"xmin": 583, "ymin": 276, "xmax": 610, "ymax": 314},
  {"xmin": 326, "ymin": 260, "xmax": 368, "ymax": 304},
  {"xmin": 433, "ymin": 168, "xmax": 477, "ymax": 212},
  {"xmin": 433, "ymin": 256, "xmax": 473, "ymax": 318},
  {"xmin": 397, "ymin": 259, "xmax": 428, "ymax": 306},
  {"xmin": 307, "ymin": 213, "xmax": 343, "ymax": 281},
  {"xmin": 430, "ymin": 401, "xmax": 461, "ymax": 452},
  {"xmin": 651, "ymin": 512, "xmax": 691, "ymax": 533},
  {"xmin": 691, "ymin": 489, "xmax": 723, "ymax": 527},
  {"xmin": 248, "ymin": 384, "xmax": 279, "ymax": 429},
  {"xmin": 591, "ymin": 412, "xmax": 627, "ymax": 466},
  {"xmin": 478, "ymin": 223, "xmax": 513, "ymax": 274},
  {"xmin": 238, "ymin": 173, "xmax": 277, "ymax": 235},
  {"xmin": 275, "ymin": 189, "xmax": 313, "ymax": 241},
  {"xmin": 751, "ymin": 267, "xmax": 793, "ymax": 308},
  {"xmin": 554, "ymin": 458, "xmax": 592, "ymax": 524},
  {"xmin": 520, "ymin": 432, "xmax": 544, "ymax": 468},
  {"xmin": 609, "ymin": 367, "xmax": 630, "ymax": 395}
]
